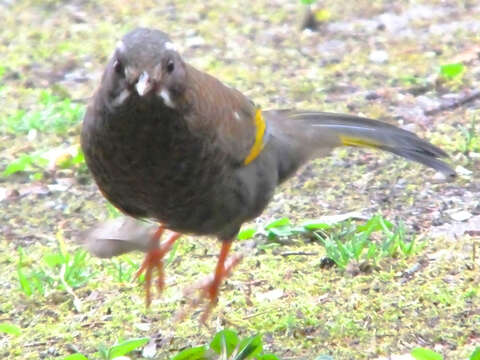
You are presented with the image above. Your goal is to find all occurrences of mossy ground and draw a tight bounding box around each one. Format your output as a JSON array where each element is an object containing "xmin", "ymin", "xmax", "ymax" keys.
[{"xmin": 0, "ymin": 1, "xmax": 479, "ymax": 359}]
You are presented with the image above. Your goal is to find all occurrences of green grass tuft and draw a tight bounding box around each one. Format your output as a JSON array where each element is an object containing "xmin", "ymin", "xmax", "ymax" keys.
[{"xmin": 2, "ymin": 90, "xmax": 84, "ymax": 135}]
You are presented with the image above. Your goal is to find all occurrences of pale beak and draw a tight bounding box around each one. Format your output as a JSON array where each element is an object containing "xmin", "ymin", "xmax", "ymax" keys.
[{"xmin": 135, "ymin": 71, "xmax": 152, "ymax": 96}]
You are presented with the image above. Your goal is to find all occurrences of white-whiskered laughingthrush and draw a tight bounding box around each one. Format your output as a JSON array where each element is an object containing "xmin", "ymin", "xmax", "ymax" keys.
[{"xmin": 81, "ymin": 28, "xmax": 456, "ymax": 321}]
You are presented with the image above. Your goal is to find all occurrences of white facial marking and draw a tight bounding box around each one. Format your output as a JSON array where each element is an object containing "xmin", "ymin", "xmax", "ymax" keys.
[
  {"xmin": 233, "ymin": 111, "xmax": 240, "ymax": 121},
  {"xmin": 112, "ymin": 89, "xmax": 130, "ymax": 106},
  {"xmin": 164, "ymin": 42, "xmax": 177, "ymax": 51},
  {"xmin": 116, "ymin": 40, "xmax": 126, "ymax": 53},
  {"xmin": 159, "ymin": 88, "xmax": 176, "ymax": 108},
  {"xmin": 135, "ymin": 71, "xmax": 150, "ymax": 96},
  {"xmin": 124, "ymin": 66, "xmax": 136, "ymax": 83}
]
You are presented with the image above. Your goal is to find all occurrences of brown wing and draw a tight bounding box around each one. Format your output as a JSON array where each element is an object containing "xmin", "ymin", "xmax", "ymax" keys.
[{"xmin": 182, "ymin": 64, "xmax": 261, "ymax": 165}]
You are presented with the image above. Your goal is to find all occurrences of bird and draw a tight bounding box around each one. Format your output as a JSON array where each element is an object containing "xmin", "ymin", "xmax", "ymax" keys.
[{"xmin": 81, "ymin": 27, "xmax": 456, "ymax": 321}]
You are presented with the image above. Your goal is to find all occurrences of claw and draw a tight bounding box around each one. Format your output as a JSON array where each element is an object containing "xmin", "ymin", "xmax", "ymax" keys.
[
  {"xmin": 134, "ymin": 225, "xmax": 181, "ymax": 307},
  {"xmin": 179, "ymin": 241, "xmax": 243, "ymax": 323}
]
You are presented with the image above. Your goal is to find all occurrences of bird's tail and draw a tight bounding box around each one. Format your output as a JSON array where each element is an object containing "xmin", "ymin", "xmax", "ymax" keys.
[{"xmin": 265, "ymin": 110, "xmax": 456, "ymax": 180}]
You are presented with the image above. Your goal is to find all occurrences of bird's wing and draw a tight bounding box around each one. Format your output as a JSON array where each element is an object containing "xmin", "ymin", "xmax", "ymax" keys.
[{"xmin": 184, "ymin": 65, "xmax": 267, "ymax": 166}]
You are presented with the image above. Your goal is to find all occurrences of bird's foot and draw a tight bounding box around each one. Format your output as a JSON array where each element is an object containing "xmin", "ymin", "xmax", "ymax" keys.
[
  {"xmin": 135, "ymin": 226, "xmax": 181, "ymax": 307},
  {"xmin": 180, "ymin": 244, "xmax": 242, "ymax": 323}
]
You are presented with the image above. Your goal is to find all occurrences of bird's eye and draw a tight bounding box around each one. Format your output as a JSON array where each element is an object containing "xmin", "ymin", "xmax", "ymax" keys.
[
  {"xmin": 166, "ymin": 60, "xmax": 175, "ymax": 74},
  {"xmin": 113, "ymin": 59, "xmax": 124, "ymax": 75}
]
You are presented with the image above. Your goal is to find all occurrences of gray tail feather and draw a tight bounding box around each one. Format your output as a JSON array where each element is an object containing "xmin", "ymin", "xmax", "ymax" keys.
[
  {"xmin": 268, "ymin": 110, "xmax": 456, "ymax": 178},
  {"xmin": 377, "ymin": 144, "xmax": 455, "ymax": 177}
]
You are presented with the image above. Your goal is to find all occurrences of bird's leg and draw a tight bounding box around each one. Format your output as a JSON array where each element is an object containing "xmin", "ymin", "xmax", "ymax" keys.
[
  {"xmin": 135, "ymin": 225, "xmax": 181, "ymax": 306},
  {"xmin": 182, "ymin": 240, "xmax": 243, "ymax": 323},
  {"xmin": 202, "ymin": 241, "xmax": 243, "ymax": 322}
]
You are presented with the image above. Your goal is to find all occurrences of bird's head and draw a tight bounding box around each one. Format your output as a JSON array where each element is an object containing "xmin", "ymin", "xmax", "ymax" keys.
[{"xmin": 106, "ymin": 27, "xmax": 186, "ymax": 109}]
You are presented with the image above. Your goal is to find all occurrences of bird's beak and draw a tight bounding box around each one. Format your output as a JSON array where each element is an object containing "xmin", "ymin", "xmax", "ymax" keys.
[{"xmin": 135, "ymin": 71, "xmax": 152, "ymax": 96}]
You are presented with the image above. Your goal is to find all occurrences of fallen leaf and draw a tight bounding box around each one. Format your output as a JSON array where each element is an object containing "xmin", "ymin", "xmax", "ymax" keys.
[
  {"xmin": 315, "ymin": 211, "xmax": 368, "ymax": 225},
  {"xmin": 449, "ymin": 210, "xmax": 473, "ymax": 222},
  {"xmin": 142, "ymin": 338, "xmax": 157, "ymax": 358},
  {"xmin": 0, "ymin": 187, "xmax": 19, "ymax": 202},
  {"xmin": 255, "ymin": 289, "xmax": 284, "ymax": 302},
  {"xmin": 18, "ymin": 183, "xmax": 49, "ymax": 197}
]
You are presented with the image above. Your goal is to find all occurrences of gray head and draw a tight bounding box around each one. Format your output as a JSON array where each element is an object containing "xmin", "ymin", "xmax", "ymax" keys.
[{"xmin": 108, "ymin": 28, "xmax": 186, "ymax": 108}]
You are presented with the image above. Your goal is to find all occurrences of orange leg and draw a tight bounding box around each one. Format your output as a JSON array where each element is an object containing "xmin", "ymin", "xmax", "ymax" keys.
[
  {"xmin": 135, "ymin": 225, "xmax": 181, "ymax": 307},
  {"xmin": 209, "ymin": 241, "xmax": 235, "ymax": 300},
  {"xmin": 182, "ymin": 240, "xmax": 243, "ymax": 323}
]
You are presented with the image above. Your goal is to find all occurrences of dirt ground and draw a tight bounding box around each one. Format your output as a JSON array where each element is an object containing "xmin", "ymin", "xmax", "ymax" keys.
[{"xmin": 0, "ymin": 0, "xmax": 479, "ymax": 359}]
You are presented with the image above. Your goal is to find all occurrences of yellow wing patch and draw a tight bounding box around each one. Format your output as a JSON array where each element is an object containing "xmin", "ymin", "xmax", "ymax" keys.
[
  {"xmin": 339, "ymin": 135, "xmax": 381, "ymax": 149},
  {"xmin": 243, "ymin": 108, "xmax": 266, "ymax": 165}
]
